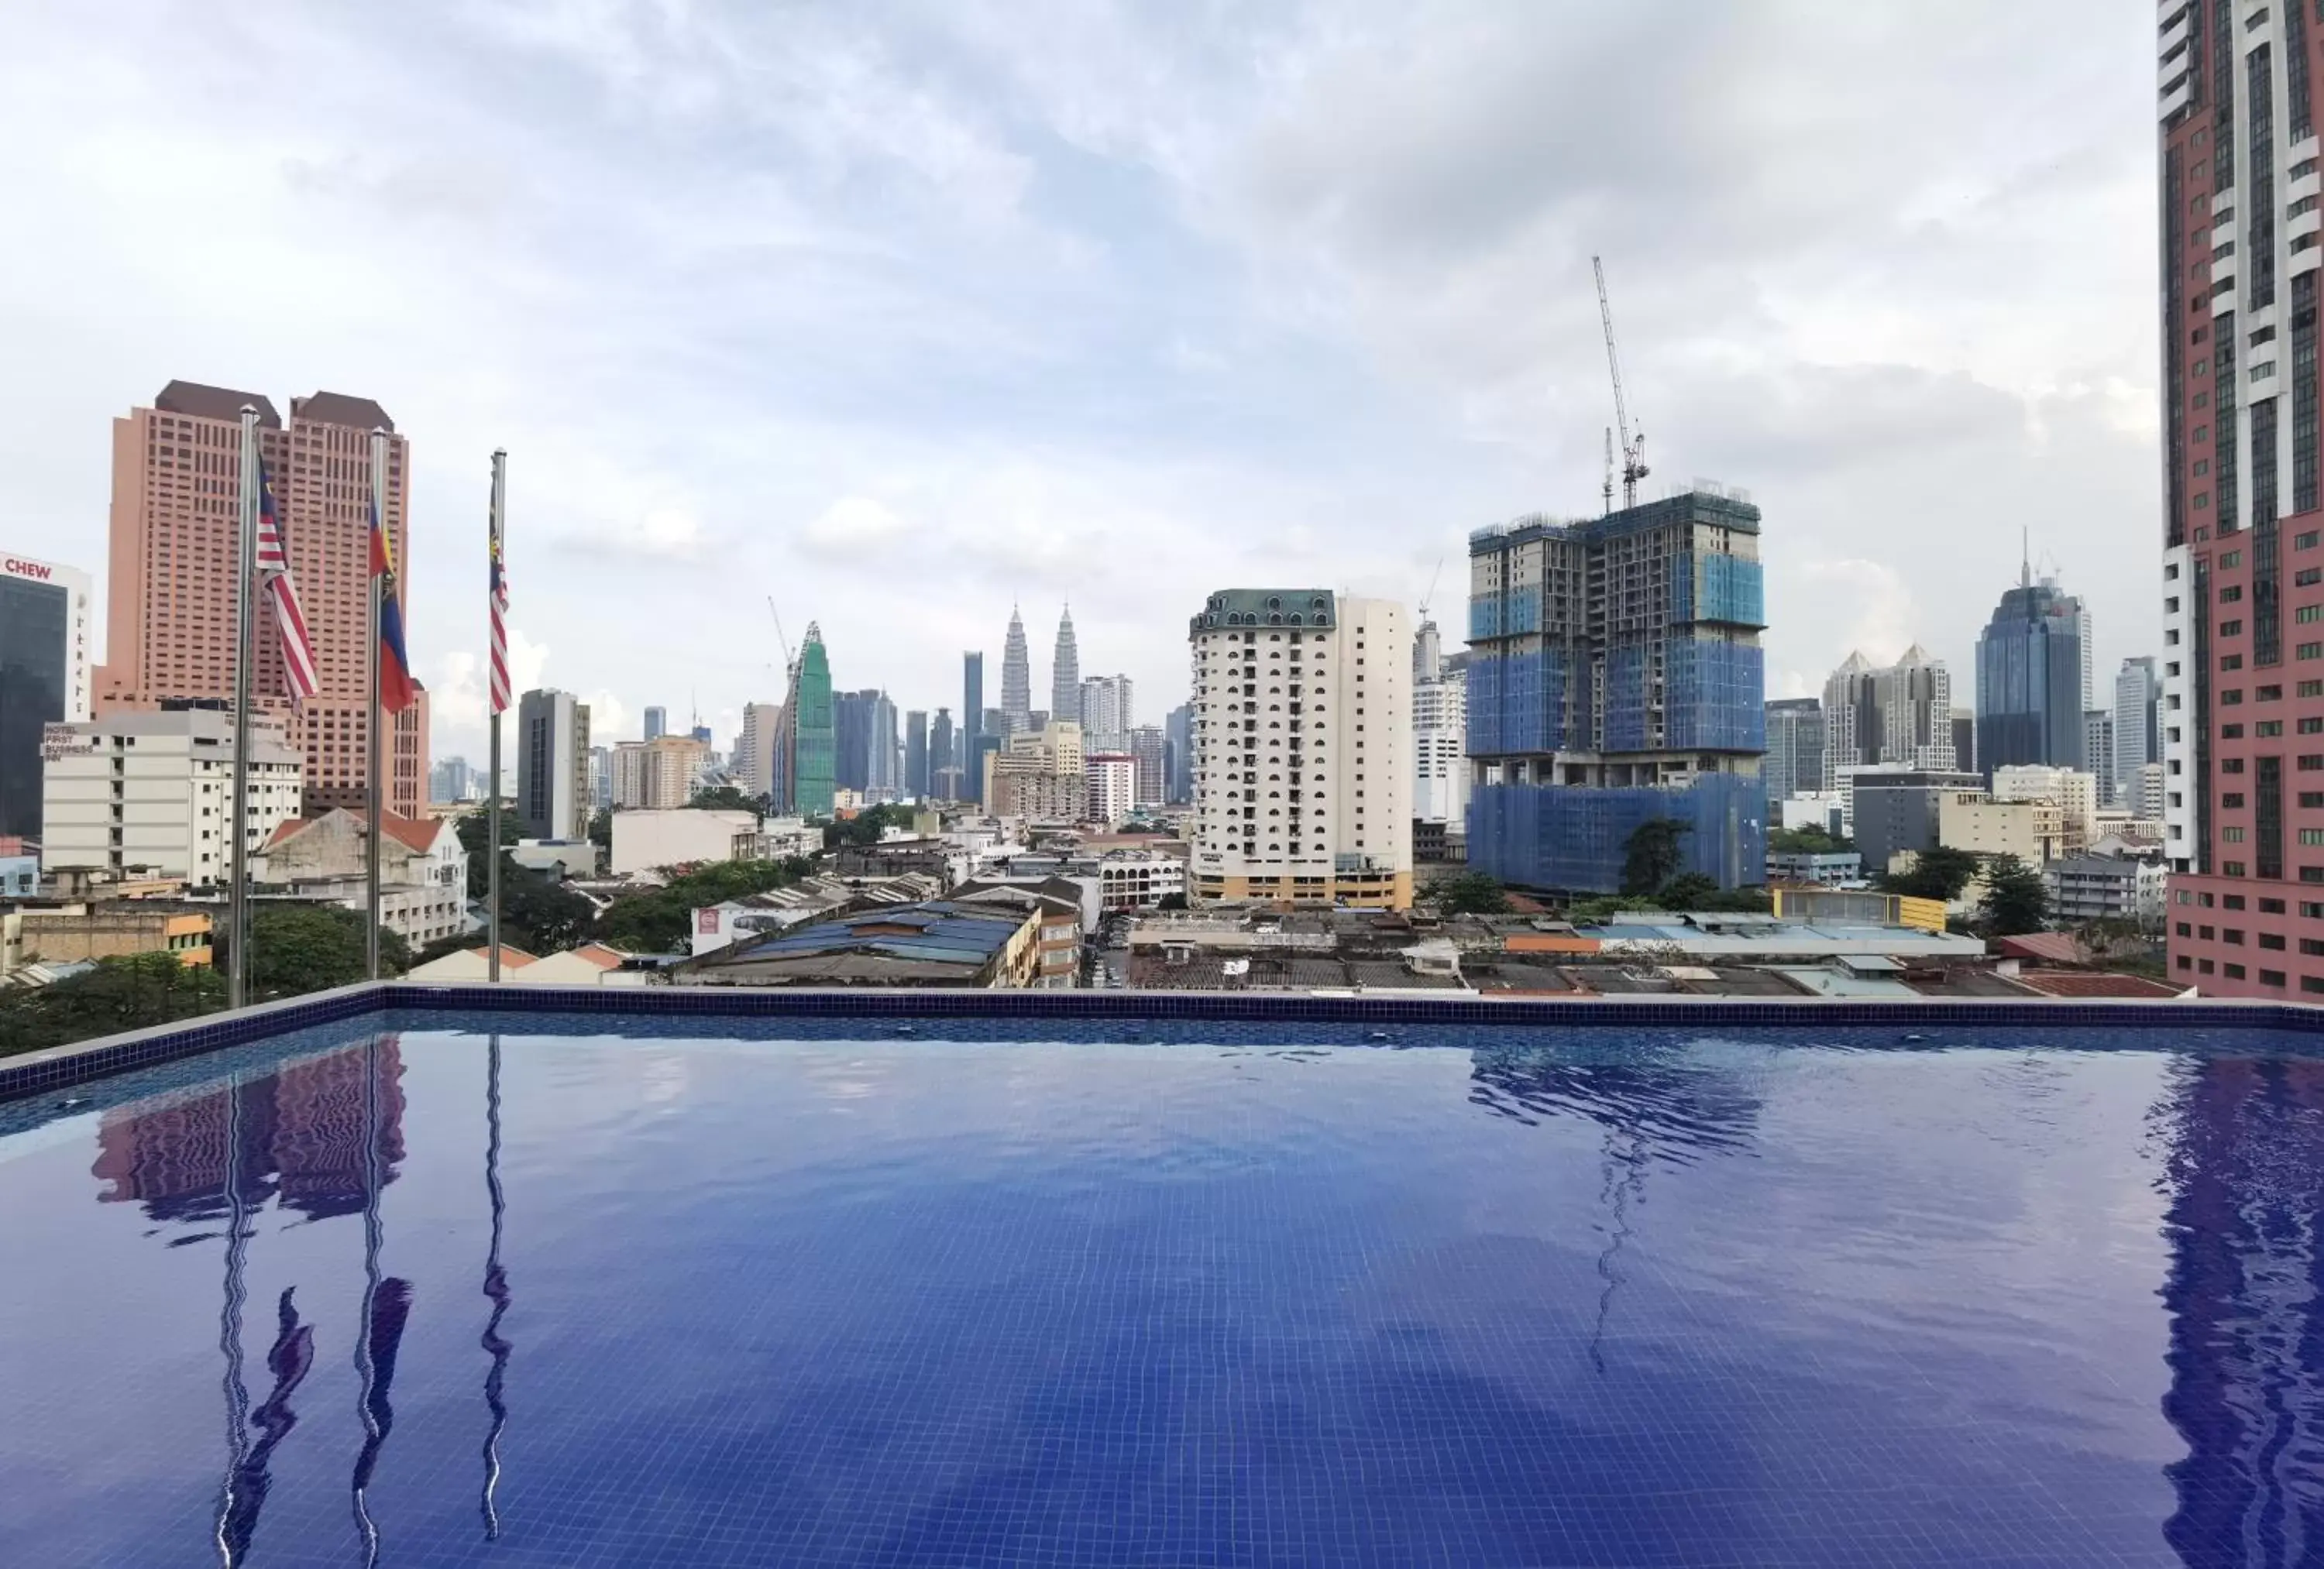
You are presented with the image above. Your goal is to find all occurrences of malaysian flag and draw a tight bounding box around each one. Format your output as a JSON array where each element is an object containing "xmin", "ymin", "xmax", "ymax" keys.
[
  {"xmin": 254, "ymin": 461, "xmax": 319, "ymax": 703},
  {"xmin": 488, "ymin": 514, "xmax": 510, "ymax": 716}
]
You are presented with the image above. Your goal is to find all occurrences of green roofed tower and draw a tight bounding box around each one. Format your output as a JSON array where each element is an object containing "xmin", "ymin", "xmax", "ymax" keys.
[{"xmin": 790, "ymin": 623, "xmax": 835, "ymax": 814}]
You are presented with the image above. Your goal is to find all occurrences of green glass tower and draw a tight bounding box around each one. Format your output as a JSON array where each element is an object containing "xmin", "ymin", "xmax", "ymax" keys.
[{"xmin": 791, "ymin": 623, "xmax": 836, "ymax": 815}]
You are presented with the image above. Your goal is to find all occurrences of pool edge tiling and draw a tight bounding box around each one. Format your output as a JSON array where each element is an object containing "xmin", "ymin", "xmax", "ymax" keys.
[{"xmin": 5, "ymin": 981, "xmax": 2323, "ymax": 1105}]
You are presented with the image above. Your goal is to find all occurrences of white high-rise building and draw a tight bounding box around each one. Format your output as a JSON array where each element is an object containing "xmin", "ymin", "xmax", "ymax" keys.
[
  {"xmin": 1085, "ymin": 753, "xmax": 1135, "ymax": 826},
  {"xmin": 1411, "ymin": 620, "xmax": 1469, "ymax": 830},
  {"xmin": 516, "ymin": 688, "xmax": 592, "ymax": 840},
  {"xmin": 2074, "ymin": 602, "xmax": 2094, "ymax": 712},
  {"xmin": 1820, "ymin": 645, "xmax": 1955, "ymax": 789},
  {"xmin": 1079, "ymin": 674, "xmax": 1134, "ymax": 751},
  {"xmin": 1188, "ymin": 589, "xmax": 1411, "ymax": 908},
  {"xmin": 738, "ymin": 700, "xmax": 782, "ymax": 800},
  {"xmin": 41, "ymin": 707, "xmax": 303, "ymax": 884}
]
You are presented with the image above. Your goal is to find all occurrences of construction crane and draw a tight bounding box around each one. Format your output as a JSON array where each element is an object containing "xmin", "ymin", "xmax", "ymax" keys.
[
  {"xmin": 764, "ymin": 595, "xmax": 795, "ymax": 675},
  {"xmin": 1417, "ymin": 554, "xmax": 1445, "ymax": 623},
  {"xmin": 1593, "ymin": 255, "xmax": 1649, "ymax": 510}
]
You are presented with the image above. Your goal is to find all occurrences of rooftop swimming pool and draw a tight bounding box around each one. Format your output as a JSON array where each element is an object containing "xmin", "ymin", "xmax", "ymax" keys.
[{"xmin": 4, "ymin": 1005, "xmax": 2322, "ymax": 1566}]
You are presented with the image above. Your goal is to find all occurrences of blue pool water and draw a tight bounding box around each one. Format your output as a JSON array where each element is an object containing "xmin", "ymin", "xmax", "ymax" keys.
[{"xmin": 3, "ymin": 1015, "xmax": 2323, "ymax": 1567}]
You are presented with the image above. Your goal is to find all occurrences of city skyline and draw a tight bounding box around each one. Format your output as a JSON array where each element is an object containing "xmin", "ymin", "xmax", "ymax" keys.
[{"xmin": 2, "ymin": 5, "xmax": 2167, "ymax": 775}]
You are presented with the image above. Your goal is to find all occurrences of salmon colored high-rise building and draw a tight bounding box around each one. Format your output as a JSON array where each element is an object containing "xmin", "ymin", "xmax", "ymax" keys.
[
  {"xmin": 2159, "ymin": 6, "xmax": 2324, "ymax": 996},
  {"xmin": 95, "ymin": 381, "xmax": 428, "ymax": 819}
]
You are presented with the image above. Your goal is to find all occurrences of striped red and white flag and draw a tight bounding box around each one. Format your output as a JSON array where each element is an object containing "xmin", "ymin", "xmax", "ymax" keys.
[
  {"xmin": 255, "ymin": 462, "xmax": 320, "ymax": 703},
  {"xmin": 488, "ymin": 520, "xmax": 511, "ymax": 716}
]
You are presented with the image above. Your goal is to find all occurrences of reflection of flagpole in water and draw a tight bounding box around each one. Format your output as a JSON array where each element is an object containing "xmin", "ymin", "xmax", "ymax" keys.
[
  {"xmin": 479, "ymin": 1033, "xmax": 511, "ymax": 1540},
  {"xmin": 352, "ymin": 1035, "xmax": 383, "ymax": 1565},
  {"xmin": 1590, "ymin": 1123, "xmax": 1648, "ymax": 1377},
  {"xmin": 214, "ymin": 1074, "xmax": 250, "ymax": 1569},
  {"xmin": 349, "ymin": 1034, "xmax": 412, "ymax": 1569}
]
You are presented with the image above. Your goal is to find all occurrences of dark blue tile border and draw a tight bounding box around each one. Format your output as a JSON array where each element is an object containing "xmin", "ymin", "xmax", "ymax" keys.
[
  {"xmin": 9, "ymin": 980, "xmax": 2324, "ymax": 1104},
  {"xmin": 0, "ymin": 983, "xmax": 383, "ymax": 1104}
]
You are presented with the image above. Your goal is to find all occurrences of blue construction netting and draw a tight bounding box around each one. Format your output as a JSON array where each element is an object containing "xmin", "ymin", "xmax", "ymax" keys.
[
  {"xmin": 1467, "ymin": 648, "xmax": 1504, "ymax": 755},
  {"xmin": 1665, "ymin": 639, "xmax": 1765, "ymax": 750},
  {"xmin": 1604, "ymin": 645, "xmax": 1648, "ymax": 752},
  {"xmin": 1668, "ymin": 552, "xmax": 1766, "ymax": 628},
  {"xmin": 1465, "ymin": 774, "xmax": 1769, "ymax": 893}
]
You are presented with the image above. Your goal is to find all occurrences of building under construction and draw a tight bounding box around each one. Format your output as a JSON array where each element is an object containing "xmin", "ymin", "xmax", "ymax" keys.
[
  {"xmin": 1465, "ymin": 486, "xmax": 1768, "ymax": 892},
  {"xmin": 767, "ymin": 623, "xmax": 835, "ymax": 815}
]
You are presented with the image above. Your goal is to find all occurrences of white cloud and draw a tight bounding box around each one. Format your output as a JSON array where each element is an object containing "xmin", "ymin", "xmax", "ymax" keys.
[
  {"xmin": 1789, "ymin": 561, "xmax": 1920, "ymax": 674},
  {"xmin": 0, "ymin": 0, "xmax": 2170, "ymax": 772},
  {"xmin": 801, "ymin": 495, "xmax": 909, "ymax": 557}
]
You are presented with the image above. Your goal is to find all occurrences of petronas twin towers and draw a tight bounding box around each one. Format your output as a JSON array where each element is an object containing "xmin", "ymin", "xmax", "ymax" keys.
[{"xmin": 999, "ymin": 604, "xmax": 1077, "ymax": 736}]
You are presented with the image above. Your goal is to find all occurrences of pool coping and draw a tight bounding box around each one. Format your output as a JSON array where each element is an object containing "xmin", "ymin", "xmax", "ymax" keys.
[{"xmin": 3, "ymin": 980, "xmax": 2318, "ymax": 1104}]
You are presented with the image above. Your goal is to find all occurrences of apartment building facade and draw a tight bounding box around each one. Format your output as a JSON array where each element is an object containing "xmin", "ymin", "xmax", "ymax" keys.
[
  {"xmin": 1188, "ymin": 589, "xmax": 1411, "ymax": 908},
  {"xmin": 2157, "ymin": 4, "xmax": 2324, "ymax": 995},
  {"xmin": 40, "ymin": 706, "xmax": 303, "ymax": 885}
]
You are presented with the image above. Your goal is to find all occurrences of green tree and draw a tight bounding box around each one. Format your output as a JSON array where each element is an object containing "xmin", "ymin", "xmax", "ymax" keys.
[
  {"xmin": 1565, "ymin": 894, "xmax": 1649, "ymax": 925},
  {"xmin": 1432, "ymin": 872, "xmax": 1512, "ymax": 915},
  {"xmin": 1655, "ymin": 872, "xmax": 1721, "ymax": 909},
  {"xmin": 1620, "ymin": 819, "xmax": 1691, "ymax": 898},
  {"xmin": 456, "ymin": 810, "xmax": 522, "ymax": 899},
  {"xmin": 0, "ymin": 952, "xmax": 228, "ymax": 1059},
  {"xmin": 587, "ymin": 809, "xmax": 611, "ymax": 851},
  {"xmin": 1978, "ymin": 854, "xmax": 2050, "ymax": 937},
  {"xmin": 690, "ymin": 784, "xmax": 767, "ymax": 815},
  {"xmin": 502, "ymin": 867, "xmax": 596, "ymax": 953},
  {"xmin": 232, "ymin": 905, "xmax": 410, "ymax": 997},
  {"xmin": 1155, "ymin": 891, "xmax": 1189, "ymax": 912},
  {"xmin": 594, "ymin": 857, "xmax": 813, "ymax": 953},
  {"xmin": 1769, "ymin": 826, "xmax": 1853, "ymax": 854},
  {"xmin": 823, "ymin": 802, "xmax": 913, "ymax": 850},
  {"xmin": 1882, "ymin": 846, "xmax": 1982, "ymax": 903},
  {"xmin": 2075, "ymin": 915, "xmax": 2146, "ymax": 961}
]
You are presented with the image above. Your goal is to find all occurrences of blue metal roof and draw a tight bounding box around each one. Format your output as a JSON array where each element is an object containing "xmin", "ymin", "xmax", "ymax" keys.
[{"xmin": 726, "ymin": 901, "xmax": 1023, "ymax": 966}]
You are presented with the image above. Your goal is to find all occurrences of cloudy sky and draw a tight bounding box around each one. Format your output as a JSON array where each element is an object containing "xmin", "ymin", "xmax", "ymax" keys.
[{"xmin": 5, "ymin": 0, "xmax": 2161, "ymax": 762}]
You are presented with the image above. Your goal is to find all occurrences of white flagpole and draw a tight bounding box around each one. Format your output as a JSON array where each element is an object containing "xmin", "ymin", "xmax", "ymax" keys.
[
  {"xmin": 228, "ymin": 405, "xmax": 260, "ymax": 1010},
  {"xmin": 487, "ymin": 451, "xmax": 506, "ymax": 984},
  {"xmin": 366, "ymin": 427, "xmax": 387, "ymax": 981}
]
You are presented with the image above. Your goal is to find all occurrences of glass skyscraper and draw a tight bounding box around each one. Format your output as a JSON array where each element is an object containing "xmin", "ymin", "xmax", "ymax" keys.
[
  {"xmin": 0, "ymin": 553, "xmax": 91, "ymax": 840},
  {"xmin": 962, "ymin": 651, "xmax": 984, "ymax": 803},
  {"xmin": 1973, "ymin": 574, "xmax": 2085, "ymax": 778}
]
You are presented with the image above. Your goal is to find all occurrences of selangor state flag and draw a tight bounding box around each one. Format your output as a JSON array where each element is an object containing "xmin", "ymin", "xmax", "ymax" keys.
[{"xmin": 370, "ymin": 497, "xmax": 417, "ymax": 713}]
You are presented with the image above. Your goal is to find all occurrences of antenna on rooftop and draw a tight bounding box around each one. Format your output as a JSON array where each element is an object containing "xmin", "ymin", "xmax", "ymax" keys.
[{"xmin": 1593, "ymin": 256, "xmax": 1649, "ymax": 509}]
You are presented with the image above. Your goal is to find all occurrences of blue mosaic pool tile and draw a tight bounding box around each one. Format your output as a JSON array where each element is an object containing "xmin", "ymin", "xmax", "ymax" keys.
[{"xmin": 8, "ymin": 979, "xmax": 2324, "ymax": 1106}]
